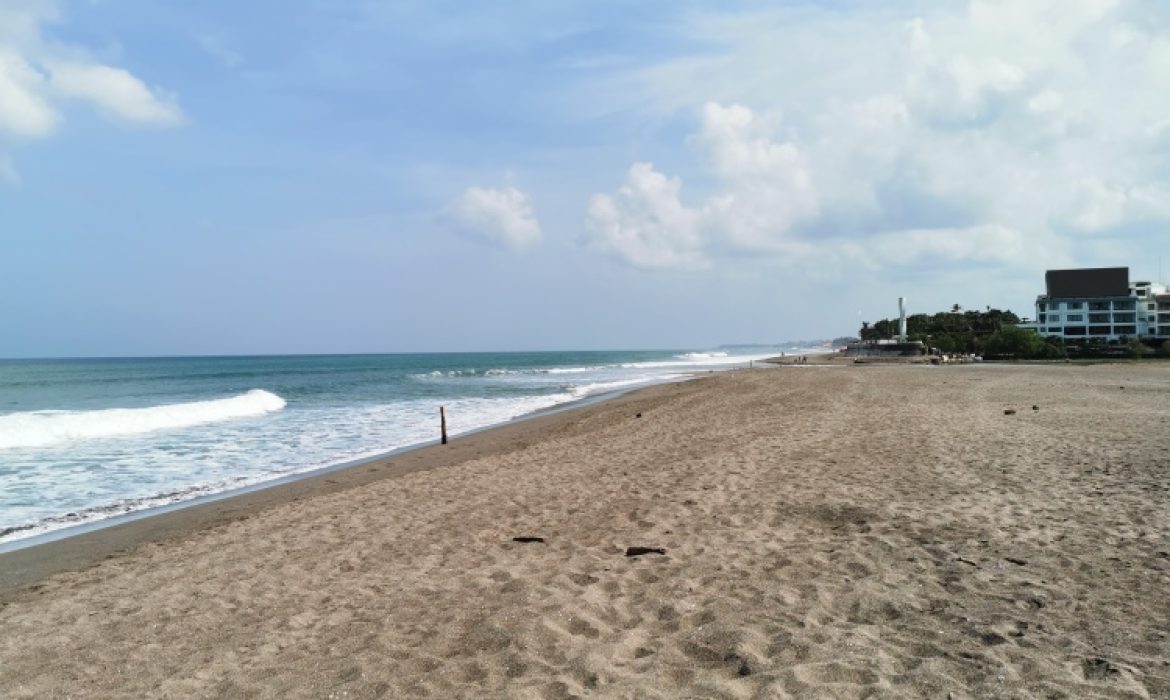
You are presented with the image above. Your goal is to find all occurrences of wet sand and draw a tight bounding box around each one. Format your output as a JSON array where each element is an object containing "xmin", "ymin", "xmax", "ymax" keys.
[{"xmin": 2, "ymin": 363, "xmax": 1168, "ymax": 698}]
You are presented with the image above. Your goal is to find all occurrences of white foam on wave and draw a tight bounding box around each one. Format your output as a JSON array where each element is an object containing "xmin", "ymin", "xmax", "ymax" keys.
[
  {"xmin": 0, "ymin": 350, "xmax": 769, "ymax": 545},
  {"xmin": 569, "ymin": 375, "xmax": 685, "ymax": 399},
  {"xmin": 0, "ymin": 389, "xmax": 287, "ymax": 450},
  {"xmin": 620, "ymin": 352, "xmax": 768, "ymax": 370},
  {"xmin": 416, "ymin": 365, "xmax": 608, "ymax": 380},
  {"xmin": 0, "ymin": 389, "xmax": 575, "ymax": 544},
  {"xmin": 673, "ymin": 351, "xmax": 729, "ymax": 360}
]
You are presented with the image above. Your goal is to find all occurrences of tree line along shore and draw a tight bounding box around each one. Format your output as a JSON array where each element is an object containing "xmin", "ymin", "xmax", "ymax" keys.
[{"xmin": 858, "ymin": 306, "xmax": 1170, "ymax": 360}]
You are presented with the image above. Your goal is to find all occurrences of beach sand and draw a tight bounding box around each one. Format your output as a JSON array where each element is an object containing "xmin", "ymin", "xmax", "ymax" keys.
[{"xmin": 1, "ymin": 363, "xmax": 1168, "ymax": 698}]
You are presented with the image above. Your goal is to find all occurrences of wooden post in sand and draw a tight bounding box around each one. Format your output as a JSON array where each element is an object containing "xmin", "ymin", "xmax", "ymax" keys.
[{"xmin": 440, "ymin": 406, "xmax": 448, "ymax": 445}]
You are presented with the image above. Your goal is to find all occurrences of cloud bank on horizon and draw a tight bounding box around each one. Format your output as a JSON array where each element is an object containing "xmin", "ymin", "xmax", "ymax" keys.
[{"xmin": 2, "ymin": 0, "xmax": 1170, "ymax": 354}]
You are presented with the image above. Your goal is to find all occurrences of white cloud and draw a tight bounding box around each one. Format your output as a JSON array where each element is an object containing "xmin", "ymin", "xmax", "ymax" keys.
[
  {"xmin": 50, "ymin": 62, "xmax": 184, "ymax": 127},
  {"xmin": 693, "ymin": 102, "xmax": 818, "ymax": 251},
  {"xmin": 0, "ymin": 1, "xmax": 58, "ymax": 43},
  {"xmin": 586, "ymin": 104, "xmax": 820, "ymax": 268},
  {"xmin": 582, "ymin": 0, "xmax": 1170, "ymax": 273},
  {"xmin": 1066, "ymin": 179, "xmax": 1170, "ymax": 232},
  {"xmin": 586, "ymin": 163, "xmax": 705, "ymax": 269},
  {"xmin": 443, "ymin": 185, "xmax": 542, "ymax": 250},
  {"xmin": 0, "ymin": 0, "xmax": 184, "ymax": 175},
  {"xmin": 587, "ymin": 107, "xmax": 1041, "ymax": 271},
  {"xmin": 866, "ymin": 225, "xmax": 1030, "ymax": 267},
  {"xmin": 0, "ymin": 50, "xmax": 58, "ymax": 137}
]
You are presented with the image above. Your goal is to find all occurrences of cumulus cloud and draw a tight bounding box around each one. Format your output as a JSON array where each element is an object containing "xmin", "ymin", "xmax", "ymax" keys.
[
  {"xmin": 0, "ymin": 0, "xmax": 185, "ymax": 181},
  {"xmin": 583, "ymin": 0, "xmax": 1170, "ymax": 273},
  {"xmin": 443, "ymin": 185, "xmax": 542, "ymax": 250},
  {"xmin": 586, "ymin": 103, "xmax": 820, "ymax": 268},
  {"xmin": 694, "ymin": 102, "xmax": 818, "ymax": 251},
  {"xmin": 49, "ymin": 63, "xmax": 184, "ymax": 127},
  {"xmin": 586, "ymin": 163, "xmax": 704, "ymax": 269},
  {"xmin": 0, "ymin": 50, "xmax": 58, "ymax": 137}
]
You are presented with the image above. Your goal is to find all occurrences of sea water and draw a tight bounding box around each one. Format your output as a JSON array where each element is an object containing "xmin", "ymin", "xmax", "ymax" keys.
[{"xmin": 0, "ymin": 349, "xmax": 801, "ymax": 545}]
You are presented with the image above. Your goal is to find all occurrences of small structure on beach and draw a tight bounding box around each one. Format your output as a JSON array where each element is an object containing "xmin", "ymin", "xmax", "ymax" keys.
[
  {"xmin": 846, "ymin": 296, "xmax": 928, "ymax": 358},
  {"xmin": 844, "ymin": 339, "xmax": 928, "ymax": 358}
]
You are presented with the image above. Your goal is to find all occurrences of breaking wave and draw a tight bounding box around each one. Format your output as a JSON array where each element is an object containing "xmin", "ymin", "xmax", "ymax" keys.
[
  {"xmin": 416, "ymin": 365, "xmax": 606, "ymax": 379},
  {"xmin": 673, "ymin": 351, "xmax": 729, "ymax": 360},
  {"xmin": 0, "ymin": 390, "xmax": 287, "ymax": 449}
]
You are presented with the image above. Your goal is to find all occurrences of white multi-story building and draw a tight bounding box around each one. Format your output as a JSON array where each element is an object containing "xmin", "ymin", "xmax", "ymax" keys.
[{"xmin": 1032, "ymin": 267, "xmax": 1169, "ymax": 342}]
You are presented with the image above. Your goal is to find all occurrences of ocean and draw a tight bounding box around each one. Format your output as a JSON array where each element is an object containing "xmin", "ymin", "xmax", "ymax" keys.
[{"xmin": 0, "ymin": 348, "xmax": 801, "ymax": 546}]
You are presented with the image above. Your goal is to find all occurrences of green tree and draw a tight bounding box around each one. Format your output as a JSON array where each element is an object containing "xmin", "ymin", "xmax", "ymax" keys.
[
  {"xmin": 858, "ymin": 306, "xmax": 1023, "ymax": 353},
  {"xmin": 1127, "ymin": 337, "xmax": 1151, "ymax": 357},
  {"xmin": 982, "ymin": 326, "xmax": 1065, "ymax": 359},
  {"xmin": 872, "ymin": 319, "xmax": 898, "ymax": 338}
]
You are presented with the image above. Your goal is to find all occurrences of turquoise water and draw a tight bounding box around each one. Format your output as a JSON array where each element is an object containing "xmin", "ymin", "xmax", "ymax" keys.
[{"xmin": 0, "ymin": 349, "xmax": 787, "ymax": 543}]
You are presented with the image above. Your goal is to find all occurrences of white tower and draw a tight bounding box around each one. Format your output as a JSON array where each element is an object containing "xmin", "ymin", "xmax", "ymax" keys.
[{"xmin": 898, "ymin": 297, "xmax": 907, "ymax": 342}]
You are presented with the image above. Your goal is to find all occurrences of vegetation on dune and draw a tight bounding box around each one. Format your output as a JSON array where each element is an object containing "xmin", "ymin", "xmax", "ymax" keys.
[
  {"xmin": 859, "ymin": 308, "xmax": 1028, "ymax": 354},
  {"xmin": 1045, "ymin": 335, "xmax": 1160, "ymax": 359}
]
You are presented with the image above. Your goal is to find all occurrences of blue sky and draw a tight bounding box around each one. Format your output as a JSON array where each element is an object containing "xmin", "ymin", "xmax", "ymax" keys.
[{"xmin": 2, "ymin": 0, "xmax": 1169, "ymax": 356}]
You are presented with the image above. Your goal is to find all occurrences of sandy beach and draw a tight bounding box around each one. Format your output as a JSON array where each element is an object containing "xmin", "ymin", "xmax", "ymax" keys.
[{"xmin": 1, "ymin": 363, "xmax": 1168, "ymax": 698}]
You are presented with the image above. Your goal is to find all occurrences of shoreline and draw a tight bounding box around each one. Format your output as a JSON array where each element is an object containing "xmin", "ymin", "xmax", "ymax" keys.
[
  {"xmin": 1, "ymin": 352, "xmax": 777, "ymax": 552},
  {"xmin": 0, "ymin": 372, "xmax": 695, "ymax": 553},
  {"xmin": 0, "ymin": 371, "xmax": 714, "ymax": 596}
]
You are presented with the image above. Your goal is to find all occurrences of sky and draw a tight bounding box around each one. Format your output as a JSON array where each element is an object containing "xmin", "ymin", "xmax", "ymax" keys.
[{"xmin": 2, "ymin": 0, "xmax": 1169, "ymax": 356}]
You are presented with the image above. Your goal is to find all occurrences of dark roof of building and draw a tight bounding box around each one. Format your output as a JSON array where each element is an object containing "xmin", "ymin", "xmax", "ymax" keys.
[{"xmin": 1045, "ymin": 267, "xmax": 1129, "ymax": 299}]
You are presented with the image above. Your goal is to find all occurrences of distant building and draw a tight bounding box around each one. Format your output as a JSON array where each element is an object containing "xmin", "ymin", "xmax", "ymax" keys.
[{"xmin": 1027, "ymin": 267, "xmax": 1169, "ymax": 341}]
